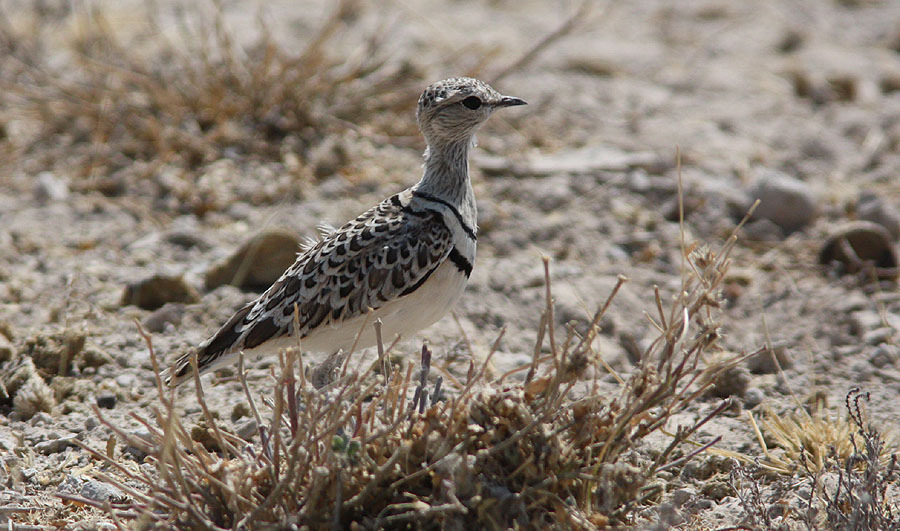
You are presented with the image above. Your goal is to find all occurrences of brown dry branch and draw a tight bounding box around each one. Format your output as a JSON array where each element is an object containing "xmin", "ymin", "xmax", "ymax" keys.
[{"xmin": 75, "ymin": 220, "xmax": 750, "ymax": 528}]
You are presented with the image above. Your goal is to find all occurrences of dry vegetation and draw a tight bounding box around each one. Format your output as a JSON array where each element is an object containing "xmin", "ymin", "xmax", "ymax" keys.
[
  {"xmin": 68, "ymin": 233, "xmax": 747, "ymax": 528},
  {"xmin": 730, "ymin": 389, "xmax": 900, "ymax": 530},
  {"xmin": 0, "ymin": 0, "xmax": 425, "ymax": 211}
]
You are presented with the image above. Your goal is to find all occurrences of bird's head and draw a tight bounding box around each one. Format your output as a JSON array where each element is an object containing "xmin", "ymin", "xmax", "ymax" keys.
[{"xmin": 416, "ymin": 77, "xmax": 526, "ymax": 146}]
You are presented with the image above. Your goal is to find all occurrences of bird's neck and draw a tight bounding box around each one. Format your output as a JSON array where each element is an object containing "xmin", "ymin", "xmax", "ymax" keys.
[{"xmin": 417, "ymin": 138, "xmax": 474, "ymax": 209}]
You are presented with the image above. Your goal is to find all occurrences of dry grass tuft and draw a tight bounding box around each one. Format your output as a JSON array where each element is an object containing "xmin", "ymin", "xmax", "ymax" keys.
[
  {"xmin": 68, "ymin": 224, "xmax": 750, "ymax": 528},
  {"xmin": 730, "ymin": 389, "xmax": 900, "ymax": 530},
  {"xmin": 0, "ymin": 1, "xmax": 422, "ymax": 203}
]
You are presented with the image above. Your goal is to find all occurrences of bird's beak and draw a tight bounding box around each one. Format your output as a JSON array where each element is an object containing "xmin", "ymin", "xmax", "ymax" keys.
[{"xmin": 496, "ymin": 96, "xmax": 527, "ymax": 108}]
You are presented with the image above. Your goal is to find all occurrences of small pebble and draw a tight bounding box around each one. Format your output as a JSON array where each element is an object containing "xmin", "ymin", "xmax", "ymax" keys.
[
  {"xmin": 96, "ymin": 394, "xmax": 117, "ymax": 409},
  {"xmin": 746, "ymin": 343, "xmax": 793, "ymax": 374},
  {"xmin": 749, "ymin": 168, "xmax": 818, "ymax": 233},
  {"xmin": 35, "ymin": 436, "xmax": 77, "ymax": 455},
  {"xmin": 122, "ymin": 274, "xmax": 199, "ymax": 311},
  {"xmin": 142, "ymin": 303, "xmax": 186, "ymax": 333},
  {"xmin": 819, "ymin": 222, "xmax": 898, "ymax": 281},
  {"xmin": 123, "ymin": 428, "xmax": 153, "ymax": 461},
  {"xmin": 858, "ymin": 192, "xmax": 900, "ymax": 240},
  {"xmin": 236, "ymin": 419, "xmax": 258, "ymax": 441},
  {"xmin": 80, "ymin": 480, "xmax": 127, "ymax": 504},
  {"xmin": 671, "ymin": 487, "xmax": 697, "ymax": 507},
  {"xmin": 33, "ymin": 172, "xmax": 70, "ymax": 203},
  {"xmin": 743, "ymin": 387, "xmax": 765, "ymax": 409},
  {"xmin": 869, "ymin": 344, "xmax": 900, "ymax": 368}
]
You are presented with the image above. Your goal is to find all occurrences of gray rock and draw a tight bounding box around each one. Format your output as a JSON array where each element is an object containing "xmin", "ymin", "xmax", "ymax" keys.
[
  {"xmin": 236, "ymin": 419, "xmax": 258, "ymax": 441},
  {"xmin": 743, "ymin": 387, "xmax": 765, "ymax": 409},
  {"xmin": 33, "ymin": 171, "xmax": 69, "ymax": 203},
  {"xmin": 29, "ymin": 411, "xmax": 54, "ymax": 427},
  {"xmin": 746, "ymin": 343, "xmax": 793, "ymax": 374},
  {"xmin": 84, "ymin": 416, "xmax": 99, "ymax": 431},
  {"xmin": 869, "ymin": 344, "xmax": 900, "ymax": 368},
  {"xmin": 858, "ymin": 192, "xmax": 900, "ymax": 240},
  {"xmin": 96, "ymin": 394, "xmax": 116, "ymax": 409},
  {"xmin": 35, "ymin": 436, "xmax": 77, "ymax": 455},
  {"xmin": 863, "ymin": 327, "xmax": 894, "ymax": 345},
  {"xmin": 670, "ymin": 487, "xmax": 697, "ymax": 507},
  {"xmin": 142, "ymin": 302, "xmax": 186, "ymax": 333},
  {"xmin": 123, "ymin": 428, "xmax": 153, "ymax": 461},
  {"xmin": 749, "ymin": 169, "xmax": 818, "ymax": 233},
  {"xmin": 819, "ymin": 221, "xmax": 898, "ymax": 281},
  {"xmin": 205, "ymin": 230, "xmax": 301, "ymax": 291},
  {"xmin": 122, "ymin": 274, "xmax": 199, "ymax": 311},
  {"xmin": 848, "ymin": 310, "xmax": 885, "ymax": 336},
  {"xmin": 741, "ymin": 218, "xmax": 784, "ymax": 241},
  {"xmin": 165, "ymin": 230, "xmax": 210, "ymax": 250},
  {"xmin": 115, "ymin": 373, "xmax": 136, "ymax": 388},
  {"xmin": 709, "ymin": 365, "xmax": 750, "ymax": 398},
  {"xmin": 79, "ymin": 480, "xmax": 127, "ymax": 504}
]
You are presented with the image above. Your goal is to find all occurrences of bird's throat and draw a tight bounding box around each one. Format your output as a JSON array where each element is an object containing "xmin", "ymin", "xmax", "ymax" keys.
[{"xmin": 419, "ymin": 139, "xmax": 472, "ymax": 206}]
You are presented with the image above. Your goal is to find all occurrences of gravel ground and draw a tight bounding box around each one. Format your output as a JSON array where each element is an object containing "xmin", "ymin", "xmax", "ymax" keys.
[{"xmin": 2, "ymin": 0, "xmax": 900, "ymax": 528}]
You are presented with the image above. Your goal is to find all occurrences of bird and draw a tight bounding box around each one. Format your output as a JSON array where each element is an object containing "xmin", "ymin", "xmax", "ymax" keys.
[{"xmin": 165, "ymin": 77, "xmax": 526, "ymax": 386}]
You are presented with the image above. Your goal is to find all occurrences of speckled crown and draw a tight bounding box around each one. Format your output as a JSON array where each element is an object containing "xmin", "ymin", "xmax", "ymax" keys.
[{"xmin": 417, "ymin": 77, "xmax": 497, "ymax": 110}]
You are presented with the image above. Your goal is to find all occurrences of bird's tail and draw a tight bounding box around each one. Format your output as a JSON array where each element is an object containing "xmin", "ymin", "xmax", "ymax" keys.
[
  {"xmin": 162, "ymin": 350, "xmax": 198, "ymax": 387},
  {"xmin": 164, "ymin": 301, "xmax": 255, "ymax": 387}
]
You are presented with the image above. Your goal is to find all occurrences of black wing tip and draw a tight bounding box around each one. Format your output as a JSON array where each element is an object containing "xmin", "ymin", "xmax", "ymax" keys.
[{"xmin": 162, "ymin": 353, "xmax": 193, "ymax": 387}]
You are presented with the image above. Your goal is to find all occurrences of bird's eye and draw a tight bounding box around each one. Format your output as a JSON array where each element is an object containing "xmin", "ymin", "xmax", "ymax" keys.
[{"xmin": 461, "ymin": 96, "xmax": 482, "ymax": 110}]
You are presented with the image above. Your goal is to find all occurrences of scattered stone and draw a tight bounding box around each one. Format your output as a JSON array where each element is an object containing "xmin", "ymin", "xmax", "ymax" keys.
[
  {"xmin": 869, "ymin": 344, "xmax": 900, "ymax": 368},
  {"xmin": 749, "ymin": 168, "xmax": 818, "ymax": 233},
  {"xmin": 858, "ymin": 192, "xmax": 900, "ymax": 240},
  {"xmin": 746, "ymin": 343, "xmax": 793, "ymax": 374},
  {"xmin": 231, "ymin": 402, "xmax": 251, "ymax": 422},
  {"xmin": 743, "ymin": 387, "xmax": 765, "ymax": 409},
  {"xmin": 123, "ymin": 428, "xmax": 153, "ymax": 461},
  {"xmin": 236, "ymin": 419, "xmax": 258, "ymax": 441},
  {"xmin": 205, "ymin": 230, "xmax": 301, "ymax": 292},
  {"xmin": 35, "ymin": 436, "xmax": 77, "ymax": 455},
  {"xmin": 670, "ymin": 487, "xmax": 698, "ymax": 507},
  {"xmin": 33, "ymin": 171, "xmax": 69, "ymax": 203},
  {"xmin": 96, "ymin": 394, "xmax": 117, "ymax": 409},
  {"xmin": 789, "ymin": 70, "xmax": 859, "ymax": 104},
  {"xmin": 142, "ymin": 303, "xmax": 186, "ymax": 333},
  {"xmin": 79, "ymin": 480, "xmax": 127, "ymax": 504},
  {"xmin": 740, "ymin": 218, "xmax": 785, "ymax": 241},
  {"xmin": 115, "ymin": 373, "xmax": 136, "ymax": 388},
  {"xmin": 29, "ymin": 411, "xmax": 53, "ymax": 427},
  {"xmin": 122, "ymin": 274, "xmax": 200, "ymax": 311},
  {"xmin": 709, "ymin": 365, "xmax": 750, "ymax": 398},
  {"xmin": 308, "ymin": 135, "xmax": 349, "ymax": 179},
  {"xmin": 819, "ymin": 221, "xmax": 899, "ymax": 280},
  {"xmin": 863, "ymin": 327, "xmax": 894, "ymax": 345},
  {"xmin": 834, "ymin": 292, "xmax": 870, "ymax": 313},
  {"xmin": 848, "ymin": 310, "xmax": 885, "ymax": 336},
  {"xmin": 681, "ymin": 455, "xmax": 733, "ymax": 481},
  {"xmin": 80, "ymin": 346, "xmax": 114, "ymax": 368},
  {"xmin": 84, "ymin": 416, "xmax": 99, "ymax": 431},
  {"xmin": 165, "ymin": 230, "xmax": 210, "ymax": 250}
]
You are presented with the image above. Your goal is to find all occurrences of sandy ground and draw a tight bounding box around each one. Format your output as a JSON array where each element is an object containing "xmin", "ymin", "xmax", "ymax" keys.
[{"xmin": 2, "ymin": 0, "xmax": 900, "ymax": 528}]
